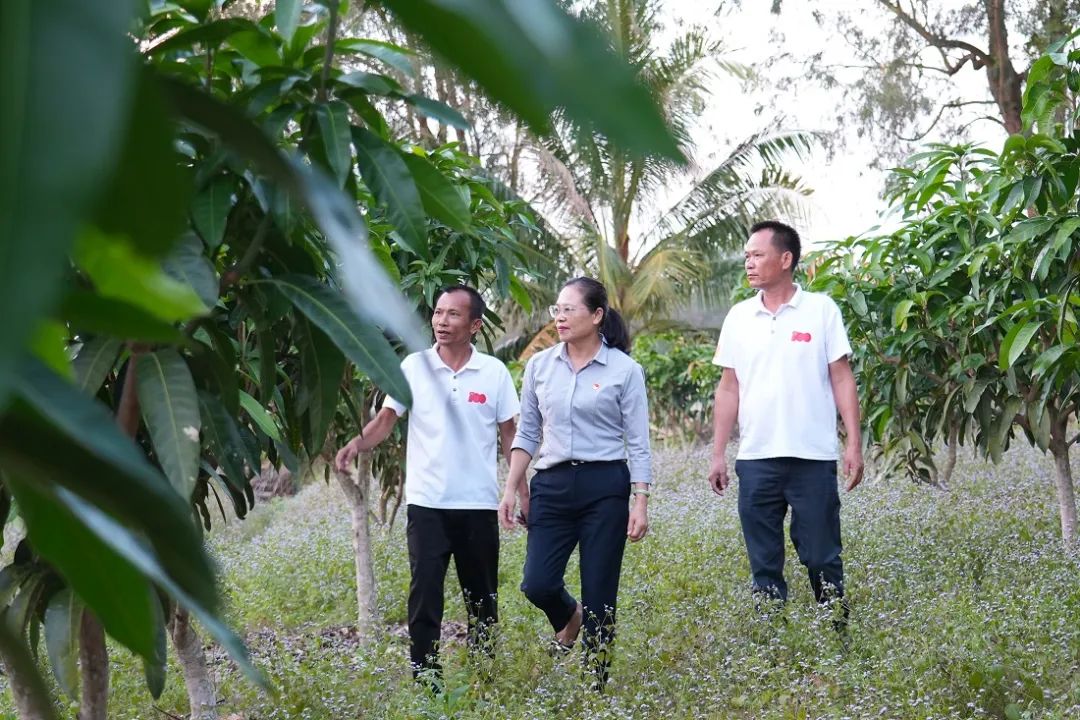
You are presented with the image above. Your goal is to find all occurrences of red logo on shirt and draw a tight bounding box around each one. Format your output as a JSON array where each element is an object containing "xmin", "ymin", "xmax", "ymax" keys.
[
  {"xmin": 791, "ymin": 331, "xmax": 812, "ymax": 342},
  {"xmin": 467, "ymin": 391, "xmax": 487, "ymax": 404}
]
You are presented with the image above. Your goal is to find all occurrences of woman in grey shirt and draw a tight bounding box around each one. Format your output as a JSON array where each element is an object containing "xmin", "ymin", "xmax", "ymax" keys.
[{"xmin": 499, "ymin": 277, "xmax": 652, "ymax": 687}]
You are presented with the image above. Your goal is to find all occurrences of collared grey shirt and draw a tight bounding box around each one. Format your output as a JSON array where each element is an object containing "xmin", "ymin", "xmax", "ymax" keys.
[{"xmin": 512, "ymin": 341, "xmax": 652, "ymax": 485}]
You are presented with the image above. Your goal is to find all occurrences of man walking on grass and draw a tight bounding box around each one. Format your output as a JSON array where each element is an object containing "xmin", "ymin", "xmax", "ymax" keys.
[
  {"xmin": 335, "ymin": 285, "xmax": 521, "ymax": 680},
  {"xmin": 707, "ymin": 220, "xmax": 864, "ymax": 612}
]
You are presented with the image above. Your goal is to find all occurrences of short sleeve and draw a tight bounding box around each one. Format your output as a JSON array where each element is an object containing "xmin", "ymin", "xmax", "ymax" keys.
[
  {"xmin": 495, "ymin": 364, "xmax": 520, "ymax": 423},
  {"xmin": 712, "ymin": 310, "xmax": 737, "ymax": 368},
  {"xmin": 824, "ymin": 299, "xmax": 853, "ymax": 363},
  {"xmin": 382, "ymin": 356, "xmax": 414, "ymax": 416}
]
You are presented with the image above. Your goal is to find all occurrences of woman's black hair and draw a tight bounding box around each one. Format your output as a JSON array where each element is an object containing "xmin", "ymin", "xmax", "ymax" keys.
[{"xmin": 563, "ymin": 277, "xmax": 631, "ymax": 353}]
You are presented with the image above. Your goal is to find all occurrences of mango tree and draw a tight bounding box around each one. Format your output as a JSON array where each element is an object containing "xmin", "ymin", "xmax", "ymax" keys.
[{"xmin": 810, "ymin": 36, "xmax": 1080, "ymax": 546}]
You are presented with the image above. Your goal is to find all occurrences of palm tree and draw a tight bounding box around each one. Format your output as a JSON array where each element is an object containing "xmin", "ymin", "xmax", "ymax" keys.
[{"xmin": 528, "ymin": 0, "xmax": 814, "ymax": 336}]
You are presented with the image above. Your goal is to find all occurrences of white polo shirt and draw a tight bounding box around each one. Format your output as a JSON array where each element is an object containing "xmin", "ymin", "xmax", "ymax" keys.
[
  {"xmin": 384, "ymin": 345, "xmax": 520, "ymax": 510},
  {"xmin": 713, "ymin": 285, "xmax": 852, "ymax": 460}
]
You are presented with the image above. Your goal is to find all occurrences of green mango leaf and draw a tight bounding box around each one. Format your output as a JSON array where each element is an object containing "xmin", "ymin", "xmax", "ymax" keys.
[
  {"xmin": 29, "ymin": 321, "xmax": 73, "ymax": 380},
  {"xmin": 239, "ymin": 390, "xmax": 282, "ymax": 443},
  {"xmin": 227, "ymin": 28, "xmax": 281, "ymax": 67},
  {"xmin": 404, "ymin": 94, "xmax": 469, "ymax": 130},
  {"xmin": 334, "ymin": 38, "xmax": 416, "ymax": 77},
  {"xmin": 275, "ymin": 0, "xmax": 302, "ymax": 43},
  {"xmin": 94, "ymin": 67, "xmax": 190, "ymax": 259},
  {"xmin": 163, "ymin": 233, "xmax": 218, "ymax": 309},
  {"xmin": 162, "ymin": 78, "xmax": 427, "ymax": 351},
  {"xmin": 10, "ymin": 472, "xmax": 262, "ymax": 687},
  {"xmin": 379, "ymin": 0, "xmax": 681, "ymax": 161},
  {"xmin": 8, "ymin": 474, "xmax": 159, "ymax": 661},
  {"xmin": 339, "ymin": 91, "xmax": 392, "ymax": 139},
  {"xmin": 191, "ymin": 174, "xmax": 238, "ymax": 251},
  {"xmin": 61, "ymin": 291, "xmax": 187, "ymax": 344},
  {"xmin": 198, "ymin": 391, "xmax": 255, "ymax": 510},
  {"xmin": 508, "ymin": 275, "xmax": 533, "ymax": 313},
  {"xmin": 3, "ymin": 360, "xmax": 213, "ymax": 606},
  {"xmin": 75, "ymin": 230, "xmax": 207, "ymax": 322},
  {"xmin": 297, "ymin": 318, "xmax": 346, "ymax": 455},
  {"xmin": 400, "ymin": 152, "xmax": 471, "ymax": 231},
  {"xmin": 0, "ymin": 0, "xmax": 136, "ymax": 412},
  {"xmin": 999, "ymin": 320, "xmax": 1044, "ymax": 370},
  {"xmin": 892, "ymin": 299, "xmax": 915, "ymax": 330},
  {"xmin": 142, "ymin": 592, "xmax": 168, "ymax": 699},
  {"xmin": 147, "ymin": 17, "xmax": 262, "ymax": 57},
  {"xmin": 353, "ymin": 127, "xmax": 429, "ymax": 258},
  {"xmin": 265, "ymin": 275, "xmax": 411, "ymax": 405},
  {"xmin": 43, "ymin": 589, "xmax": 82, "ymax": 700},
  {"xmin": 336, "ymin": 70, "xmax": 402, "ymax": 96},
  {"xmin": 1032, "ymin": 345, "xmax": 1068, "ymax": 378},
  {"xmin": 176, "ymin": 0, "xmax": 212, "ymax": 21},
  {"xmin": 136, "ymin": 350, "xmax": 202, "ymax": 502},
  {"xmin": 73, "ymin": 336, "xmax": 122, "ymax": 395},
  {"xmin": 312, "ymin": 101, "xmax": 353, "ymax": 187}
]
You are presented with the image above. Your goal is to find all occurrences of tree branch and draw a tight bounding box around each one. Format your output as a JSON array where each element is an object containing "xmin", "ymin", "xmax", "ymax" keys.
[
  {"xmin": 878, "ymin": 0, "xmax": 991, "ymax": 66},
  {"xmin": 895, "ymin": 100, "xmax": 1002, "ymax": 142},
  {"xmin": 318, "ymin": 0, "xmax": 341, "ymax": 103}
]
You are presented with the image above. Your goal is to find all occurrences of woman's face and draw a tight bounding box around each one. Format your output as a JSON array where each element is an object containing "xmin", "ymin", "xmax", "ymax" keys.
[{"xmin": 552, "ymin": 285, "xmax": 603, "ymax": 344}]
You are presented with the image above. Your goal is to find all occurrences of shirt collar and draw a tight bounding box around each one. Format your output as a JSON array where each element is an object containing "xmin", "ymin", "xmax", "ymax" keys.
[
  {"xmin": 427, "ymin": 344, "xmax": 480, "ymax": 371},
  {"xmin": 557, "ymin": 340, "xmax": 609, "ymax": 367},
  {"xmin": 754, "ymin": 283, "xmax": 803, "ymax": 314}
]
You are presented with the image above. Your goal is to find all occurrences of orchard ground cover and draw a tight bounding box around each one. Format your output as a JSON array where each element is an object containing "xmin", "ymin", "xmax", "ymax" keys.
[{"xmin": 5, "ymin": 443, "xmax": 1080, "ymax": 719}]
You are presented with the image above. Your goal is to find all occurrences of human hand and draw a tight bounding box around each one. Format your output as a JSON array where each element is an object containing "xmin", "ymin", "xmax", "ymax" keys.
[
  {"xmin": 843, "ymin": 443, "xmax": 864, "ymax": 491},
  {"xmin": 707, "ymin": 456, "xmax": 730, "ymax": 496},
  {"xmin": 627, "ymin": 500, "xmax": 649, "ymax": 542},
  {"xmin": 497, "ymin": 492, "xmax": 517, "ymax": 530},
  {"xmin": 516, "ymin": 486, "xmax": 530, "ymax": 527},
  {"xmin": 334, "ymin": 438, "xmax": 361, "ymax": 474}
]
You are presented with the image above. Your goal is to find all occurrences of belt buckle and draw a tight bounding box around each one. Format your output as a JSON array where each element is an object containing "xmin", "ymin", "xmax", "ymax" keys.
[{"xmin": 570, "ymin": 459, "xmax": 584, "ymax": 466}]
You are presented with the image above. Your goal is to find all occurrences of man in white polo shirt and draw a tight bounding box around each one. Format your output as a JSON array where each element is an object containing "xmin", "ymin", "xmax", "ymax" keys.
[
  {"xmin": 708, "ymin": 220, "xmax": 864, "ymax": 610},
  {"xmin": 335, "ymin": 285, "xmax": 520, "ymax": 679}
]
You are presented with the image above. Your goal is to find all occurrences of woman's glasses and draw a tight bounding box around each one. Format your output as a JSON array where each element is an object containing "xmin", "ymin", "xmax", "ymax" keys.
[{"xmin": 548, "ymin": 305, "xmax": 580, "ymax": 319}]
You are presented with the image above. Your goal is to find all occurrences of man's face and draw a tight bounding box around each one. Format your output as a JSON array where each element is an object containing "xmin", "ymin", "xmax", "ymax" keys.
[
  {"xmin": 431, "ymin": 290, "xmax": 481, "ymax": 347},
  {"xmin": 744, "ymin": 229, "xmax": 792, "ymax": 290}
]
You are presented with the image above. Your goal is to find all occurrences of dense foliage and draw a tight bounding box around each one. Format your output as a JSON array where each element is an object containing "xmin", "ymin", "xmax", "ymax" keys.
[
  {"xmin": 809, "ymin": 34, "xmax": 1080, "ymax": 545},
  {"xmin": 631, "ymin": 332, "xmax": 721, "ymax": 442}
]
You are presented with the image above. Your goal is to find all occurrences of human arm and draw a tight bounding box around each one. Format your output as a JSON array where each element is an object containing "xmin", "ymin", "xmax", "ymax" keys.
[
  {"xmin": 499, "ymin": 448, "xmax": 532, "ymax": 529},
  {"xmin": 621, "ymin": 365, "xmax": 652, "ymax": 541},
  {"xmin": 828, "ymin": 355, "xmax": 864, "ymax": 491},
  {"xmin": 498, "ymin": 417, "xmax": 517, "ymax": 466},
  {"xmin": 499, "ymin": 360, "xmax": 538, "ymax": 529},
  {"xmin": 707, "ymin": 368, "xmax": 739, "ymax": 496},
  {"xmin": 334, "ymin": 407, "xmax": 399, "ymax": 472}
]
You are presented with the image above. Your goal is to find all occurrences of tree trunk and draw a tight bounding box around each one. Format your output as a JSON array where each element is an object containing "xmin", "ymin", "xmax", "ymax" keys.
[
  {"xmin": 940, "ymin": 423, "xmax": 959, "ymax": 489},
  {"xmin": 77, "ymin": 611, "xmax": 109, "ymax": 720},
  {"xmin": 984, "ymin": 0, "xmax": 1023, "ymax": 134},
  {"xmin": 1048, "ymin": 417, "xmax": 1078, "ymax": 549},
  {"xmin": 170, "ymin": 607, "xmax": 217, "ymax": 720},
  {"xmin": 0, "ymin": 622, "xmax": 58, "ymax": 720},
  {"xmin": 334, "ymin": 452, "xmax": 379, "ymax": 638}
]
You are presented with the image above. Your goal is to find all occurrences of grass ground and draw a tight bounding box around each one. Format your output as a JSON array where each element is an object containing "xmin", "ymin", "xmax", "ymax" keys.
[{"xmin": 5, "ymin": 443, "xmax": 1080, "ymax": 719}]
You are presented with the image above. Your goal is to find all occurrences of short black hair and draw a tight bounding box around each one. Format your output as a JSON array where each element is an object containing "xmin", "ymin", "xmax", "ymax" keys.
[
  {"xmin": 434, "ymin": 285, "xmax": 486, "ymax": 322},
  {"xmin": 750, "ymin": 220, "xmax": 801, "ymax": 270}
]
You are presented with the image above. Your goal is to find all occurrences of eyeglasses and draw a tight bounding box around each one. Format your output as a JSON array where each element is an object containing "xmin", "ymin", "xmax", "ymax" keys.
[{"xmin": 548, "ymin": 304, "xmax": 580, "ymax": 319}]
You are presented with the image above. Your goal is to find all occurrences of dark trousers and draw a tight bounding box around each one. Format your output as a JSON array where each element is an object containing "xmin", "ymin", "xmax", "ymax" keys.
[
  {"xmin": 406, "ymin": 505, "xmax": 499, "ymax": 676},
  {"xmin": 734, "ymin": 457, "xmax": 843, "ymax": 602},
  {"xmin": 520, "ymin": 461, "xmax": 630, "ymax": 676}
]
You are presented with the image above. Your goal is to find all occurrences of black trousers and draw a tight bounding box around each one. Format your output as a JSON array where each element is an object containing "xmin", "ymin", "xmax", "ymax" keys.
[
  {"xmin": 405, "ymin": 505, "xmax": 499, "ymax": 675},
  {"xmin": 734, "ymin": 457, "xmax": 844, "ymax": 602},
  {"xmin": 520, "ymin": 461, "xmax": 630, "ymax": 674}
]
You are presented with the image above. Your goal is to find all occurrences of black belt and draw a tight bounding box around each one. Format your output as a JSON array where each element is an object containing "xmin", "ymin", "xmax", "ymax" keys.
[{"xmin": 545, "ymin": 459, "xmax": 627, "ymax": 472}]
